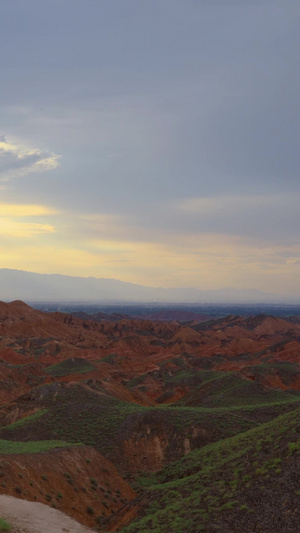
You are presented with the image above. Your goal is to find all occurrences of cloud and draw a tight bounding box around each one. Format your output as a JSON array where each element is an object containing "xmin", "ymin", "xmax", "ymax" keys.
[
  {"xmin": 160, "ymin": 192, "xmax": 299, "ymax": 243},
  {"xmin": 0, "ymin": 136, "xmax": 60, "ymax": 182},
  {"xmin": 0, "ymin": 202, "xmax": 57, "ymax": 238},
  {"xmin": 178, "ymin": 194, "xmax": 290, "ymax": 215},
  {"xmin": 0, "ymin": 219, "xmax": 55, "ymax": 237},
  {"xmin": 0, "ymin": 204, "xmax": 56, "ymax": 216}
]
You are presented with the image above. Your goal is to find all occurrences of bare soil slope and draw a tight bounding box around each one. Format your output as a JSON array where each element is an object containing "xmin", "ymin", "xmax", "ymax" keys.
[{"xmin": 0, "ymin": 495, "xmax": 94, "ymax": 533}]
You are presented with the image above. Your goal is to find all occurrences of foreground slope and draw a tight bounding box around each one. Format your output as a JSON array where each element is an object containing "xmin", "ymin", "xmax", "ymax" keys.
[
  {"xmin": 0, "ymin": 443, "xmax": 135, "ymax": 529},
  {"xmin": 0, "ymin": 495, "xmax": 94, "ymax": 532},
  {"xmin": 119, "ymin": 408, "xmax": 300, "ymax": 532}
]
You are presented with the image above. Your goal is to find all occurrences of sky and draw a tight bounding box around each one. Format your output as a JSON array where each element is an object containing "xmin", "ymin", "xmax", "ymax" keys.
[{"xmin": 0, "ymin": 0, "xmax": 300, "ymax": 298}]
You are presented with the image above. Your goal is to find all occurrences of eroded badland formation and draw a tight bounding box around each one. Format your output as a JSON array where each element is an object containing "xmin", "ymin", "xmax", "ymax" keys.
[{"xmin": 0, "ymin": 300, "xmax": 300, "ymax": 532}]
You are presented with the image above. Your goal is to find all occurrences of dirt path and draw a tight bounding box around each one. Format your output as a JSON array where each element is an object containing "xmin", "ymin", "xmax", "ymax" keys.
[{"xmin": 0, "ymin": 495, "xmax": 95, "ymax": 533}]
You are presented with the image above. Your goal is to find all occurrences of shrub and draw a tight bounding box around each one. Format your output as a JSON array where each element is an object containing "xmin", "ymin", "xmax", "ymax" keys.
[{"xmin": 0, "ymin": 518, "xmax": 11, "ymax": 531}]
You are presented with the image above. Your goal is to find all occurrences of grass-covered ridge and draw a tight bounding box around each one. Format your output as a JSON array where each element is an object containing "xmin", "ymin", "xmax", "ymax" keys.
[
  {"xmin": 2, "ymin": 409, "xmax": 48, "ymax": 430},
  {"xmin": 173, "ymin": 371, "xmax": 300, "ymax": 408},
  {"xmin": 0, "ymin": 439, "xmax": 80, "ymax": 454},
  {"xmin": 44, "ymin": 358, "xmax": 94, "ymax": 377},
  {"xmin": 0, "ymin": 386, "xmax": 262, "ymax": 459},
  {"xmin": 165, "ymin": 369, "xmax": 230, "ymax": 385},
  {"xmin": 1, "ymin": 380, "xmax": 299, "ymax": 464},
  {"xmin": 0, "ymin": 386, "xmax": 148, "ymax": 455}
]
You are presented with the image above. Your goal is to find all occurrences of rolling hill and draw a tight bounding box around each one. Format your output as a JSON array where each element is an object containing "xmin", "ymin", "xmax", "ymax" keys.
[{"xmin": 0, "ymin": 300, "xmax": 299, "ymax": 531}]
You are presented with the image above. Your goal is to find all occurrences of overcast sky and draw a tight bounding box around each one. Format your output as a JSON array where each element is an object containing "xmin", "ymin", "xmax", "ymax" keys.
[{"xmin": 0, "ymin": 0, "xmax": 300, "ymax": 298}]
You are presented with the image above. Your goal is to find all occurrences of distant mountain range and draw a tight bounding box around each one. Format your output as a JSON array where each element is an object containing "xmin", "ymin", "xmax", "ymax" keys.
[{"xmin": 0, "ymin": 268, "xmax": 290, "ymax": 304}]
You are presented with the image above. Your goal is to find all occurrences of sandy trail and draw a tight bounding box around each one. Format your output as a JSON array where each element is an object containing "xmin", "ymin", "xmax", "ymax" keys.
[{"xmin": 0, "ymin": 495, "xmax": 95, "ymax": 533}]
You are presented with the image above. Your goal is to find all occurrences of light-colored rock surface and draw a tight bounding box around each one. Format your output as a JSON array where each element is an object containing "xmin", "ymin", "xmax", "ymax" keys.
[{"xmin": 0, "ymin": 495, "xmax": 94, "ymax": 533}]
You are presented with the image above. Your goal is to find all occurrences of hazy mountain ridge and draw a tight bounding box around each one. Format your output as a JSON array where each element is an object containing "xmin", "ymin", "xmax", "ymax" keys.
[{"xmin": 0, "ymin": 268, "xmax": 286, "ymax": 303}]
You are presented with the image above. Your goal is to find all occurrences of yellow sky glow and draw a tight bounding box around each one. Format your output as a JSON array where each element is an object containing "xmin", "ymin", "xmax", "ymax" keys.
[
  {"xmin": 1, "ymin": 220, "xmax": 300, "ymax": 296},
  {"xmin": 0, "ymin": 204, "xmax": 56, "ymax": 217},
  {"xmin": 0, "ymin": 198, "xmax": 299, "ymax": 297},
  {"xmin": 0, "ymin": 219, "xmax": 56, "ymax": 236}
]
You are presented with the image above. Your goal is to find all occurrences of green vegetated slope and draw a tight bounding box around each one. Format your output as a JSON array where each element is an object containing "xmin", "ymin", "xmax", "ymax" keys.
[
  {"xmin": 0, "ymin": 439, "xmax": 78, "ymax": 454},
  {"xmin": 173, "ymin": 370, "xmax": 300, "ymax": 408},
  {"xmin": 128, "ymin": 366, "xmax": 300, "ymax": 408},
  {"xmin": 3, "ymin": 409, "xmax": 48, "ymax": 430},
  {"xmin": 1, "ymin": 377, "xmax": 300, "ymax": 470},
  {"xmin": 122, "ymin": 407, "xmax": 300, "ymax": 533},
  {"xmin": 0, "ymin": 386, "xmax": 148, "ymax": 457},
  {"xmin": 44, "ymin": 357, "xmax": 94, "ymax": 377},
  {"xmin": 1, "ymin": 370, "xmax": 300, "ymax": 531},
  {"xmin": 0, "ymin": 383, "xmax": 275, "ymax": 453},
  {"xmin": 245, "ymin": 361, "xmax": 300, "ymax": 386},
  {"xmin": 249, "ymin": 361, "xmax": 299, "ymax": 375}
]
